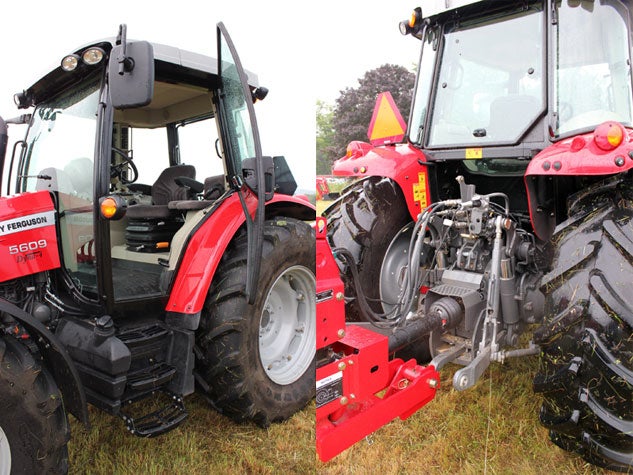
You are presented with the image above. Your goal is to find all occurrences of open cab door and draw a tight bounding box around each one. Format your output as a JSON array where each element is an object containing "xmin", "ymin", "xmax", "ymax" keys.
[{"xmin": 216, "ymin": 22, "xmax": 267, "ymax": 303}]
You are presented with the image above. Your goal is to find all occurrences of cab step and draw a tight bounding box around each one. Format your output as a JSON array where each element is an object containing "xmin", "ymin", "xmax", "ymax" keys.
[
  {"xmin": 120, "ymin": 390, "xmax": 187, "ymax": 437},
  {"xmin": 127, "ymin": 362, "xmax": 177, "ymax": 392}
]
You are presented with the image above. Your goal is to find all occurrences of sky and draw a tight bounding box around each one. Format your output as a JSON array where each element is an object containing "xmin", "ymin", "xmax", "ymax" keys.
[{"xmin": 0, "ymin": 0, "xmax": 421, "ymax": 191}]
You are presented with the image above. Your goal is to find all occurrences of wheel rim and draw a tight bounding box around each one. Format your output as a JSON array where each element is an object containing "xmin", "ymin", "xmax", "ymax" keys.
[
  {"xmin": 259, "ymin": 265, "xmax": 315, "ymax": 385},
  {"xmin": 380, "ymin": 223, "xmax": 414, "ymax": 314},
  {"xmin": 0, "ymin": 425, "xmax": 10, "ymax": 475}
]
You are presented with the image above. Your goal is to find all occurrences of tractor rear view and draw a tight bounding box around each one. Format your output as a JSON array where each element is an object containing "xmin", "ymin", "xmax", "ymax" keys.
[
  {"xmin": 0, "ymin": 24, "xmax": 315, "ymax": 473},
  {"xmin": 320, "ymin": 0, "xmax": 633, "ymax": 470}
]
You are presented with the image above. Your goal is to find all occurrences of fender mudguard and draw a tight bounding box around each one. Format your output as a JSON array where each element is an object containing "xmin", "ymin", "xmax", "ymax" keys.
[
  {"xmin": 0, "ymin": 297, "xmax": 89, "ymax": 427},
  {"xmin": 332, "ymin": 142, "xmax": 430, "ymax": 220},
  {"xmin": 166, "ymin": 191, "xmax": 315, "ymax": 315}
]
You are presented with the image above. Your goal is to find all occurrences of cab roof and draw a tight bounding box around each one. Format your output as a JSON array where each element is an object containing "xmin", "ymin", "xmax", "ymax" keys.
[{"xmin": 21, "ymin": 38, "xmax": 258, "ymax": 109}]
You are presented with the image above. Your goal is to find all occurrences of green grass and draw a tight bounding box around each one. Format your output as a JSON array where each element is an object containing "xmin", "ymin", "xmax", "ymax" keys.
[
  {"xmin": 317, "ymin": 356, "xmax": 619, "ymax": 475},
  {"xmin": 317, "ymin": 200, "xmax": 332, "ymax": 217},
  {"xmin": 68, "ymin": 395, "xmax": 315, "ymax": 474}
]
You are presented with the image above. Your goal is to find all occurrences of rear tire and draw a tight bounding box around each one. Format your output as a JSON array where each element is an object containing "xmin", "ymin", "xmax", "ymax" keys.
[
  {"xmin": 324, "ymin": 177, "xmax": 411, "ymax": 320},
  {"xmin": 325, "ymin": 177, "xmax": 431, "ymax": 361},
  {"xmin": 533, "ymin": 188, "xmax": 633, "ymax": 472},
  {"xmin": 0, "ymin": 336, "xmax": 69, "ymax": 474},
  {"xmin": 194, "ymin": 217, "xmax": 315, "ymax": 426}
]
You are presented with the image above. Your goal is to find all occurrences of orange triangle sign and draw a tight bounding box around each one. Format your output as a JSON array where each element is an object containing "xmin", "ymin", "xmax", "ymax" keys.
[{"xmin": 367, "ymin": 91, "xmax": 407, "ymax": 146}]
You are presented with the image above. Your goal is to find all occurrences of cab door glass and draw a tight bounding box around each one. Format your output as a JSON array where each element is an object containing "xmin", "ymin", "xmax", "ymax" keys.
[{"xmin": 216, "ymin": 23, "xmax": 262, "ymax": 183}]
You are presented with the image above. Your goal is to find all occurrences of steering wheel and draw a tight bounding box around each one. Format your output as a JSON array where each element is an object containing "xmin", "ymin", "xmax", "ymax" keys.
[{"xmin": 111, "ymin": 147, "xmax": 139, "ymax": 184}]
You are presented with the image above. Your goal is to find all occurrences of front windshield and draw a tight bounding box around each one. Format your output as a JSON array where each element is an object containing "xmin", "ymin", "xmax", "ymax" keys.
[
  {"xmin": 22, "ymin": 77, "xmax": 100, "ymax": 298},
  {"xmin": 554, "ymin": 0, "xmax": 633, "ymax": 136},
  {"xmin": 22, "ymin": 78, "xmax": 99, "ymax": 197},
  {"xmin": 427, "ymin": 7, "xmax": 545, "ymax": 147}
]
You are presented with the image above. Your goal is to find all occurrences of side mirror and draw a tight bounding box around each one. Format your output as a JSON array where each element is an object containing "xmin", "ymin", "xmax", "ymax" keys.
[
  {"xmin": 272, "ymin": 156, "xmax": 297, "ymax": 196},
  {"xmin": 108, "ymin": 26, "xmax": 154, "ymax": 109}
]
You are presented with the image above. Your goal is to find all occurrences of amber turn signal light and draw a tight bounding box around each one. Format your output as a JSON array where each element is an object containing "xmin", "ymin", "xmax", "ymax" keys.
[{"xmin": 99, "ymin": 195, "xmax": 127, "ymax": 220}]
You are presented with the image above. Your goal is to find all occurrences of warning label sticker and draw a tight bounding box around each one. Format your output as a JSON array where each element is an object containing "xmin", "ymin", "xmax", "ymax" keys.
[{"xmin": 316, "ymin": 371, "xmax": 343, "ymax": 408}]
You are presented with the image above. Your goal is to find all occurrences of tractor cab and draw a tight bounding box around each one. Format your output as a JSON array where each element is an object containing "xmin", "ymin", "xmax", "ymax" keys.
[
  {"xmin": 0, "ymin": 25, "xmax": 314, "ymax": 465},
  {"xmin": 402, "ymin": 0, "xmax": 633, "ymax": 229},
  {"xmin": 5, "ymin": 24, "xmax": 290, "ymax": 312}
]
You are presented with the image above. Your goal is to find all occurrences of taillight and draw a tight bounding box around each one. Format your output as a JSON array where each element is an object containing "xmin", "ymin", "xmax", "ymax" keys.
[{"xmin": 594, "ymin": 121, "xmax": 625, "ymax": 151}]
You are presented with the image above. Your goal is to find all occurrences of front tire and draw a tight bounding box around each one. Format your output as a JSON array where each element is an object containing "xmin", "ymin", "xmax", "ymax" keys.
[
  {"xmin": 0, "ymin": 336, "xmax": 69, "ymax": 474},
  {"xmin": 194, "ymin": 217, "xmax": 315, "ymax": 426},
  {"xmin": 533, "ymin": 187, "xmax": 633, "ymax": 471}
]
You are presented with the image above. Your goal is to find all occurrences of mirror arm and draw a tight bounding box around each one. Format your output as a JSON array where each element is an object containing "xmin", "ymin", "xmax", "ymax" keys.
[{"xmin": 115, "ymin": 24, "xmax": 135, "ymax": 75}]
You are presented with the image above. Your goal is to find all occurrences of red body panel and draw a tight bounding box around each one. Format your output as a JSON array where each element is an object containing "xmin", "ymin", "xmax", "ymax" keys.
[
  {"xmin": 526, "ymin": 126, "xmax": 633, "ymax": 178},
  {"xmin": 316, "ymin": 217, "xmax": 345, "ymax": 349},
  {"xmin": 316, "ymin": 217, "xmax": 439, "ymax": 462},
  {"xmin": 0, "ymin": 191, "xmax": 60, "ymax": 282},
  {"xmin": 525, "ymin": 124, "xmax": 633, "ymax": 239},
  {"xmin": 166, "ymin": 191, "xmax": 314, "ymax": 314},
  {"xmin": 316, "ymin": 177, "xmax": 330, "ymax": 201},
  {"xmin": 332, "ymin": 142, "xmax": 430, "ymax": 220}
]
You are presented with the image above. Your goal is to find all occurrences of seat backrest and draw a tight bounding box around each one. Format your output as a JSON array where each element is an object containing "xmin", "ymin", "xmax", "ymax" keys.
[
  {"xmin": 488, "ymin": 95, "xmax": 540, "ymax": 139},
  {"xmin": 202, "ymin": 175, "xmax": 225, "ymax": 200},
  {"xmin": 152, "ymin": 165, "xmax": 196, "ymax": 205}
]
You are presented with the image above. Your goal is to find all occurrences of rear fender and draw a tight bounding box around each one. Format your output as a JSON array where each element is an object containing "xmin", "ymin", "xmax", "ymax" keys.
[
  {"xmin": 0, "ymin": 297, "xmax": 89, "ymax": 427},
  {"xmin": 525, "ymin": 125, "xmax": 633, "ymax": 240},
  {"xmin": 332, "ymin": 143, "xmax": 430, "ymax": 219},
  {"xmin": 166, "ymin": 191, "xmax": 315, "ymax": 315}
]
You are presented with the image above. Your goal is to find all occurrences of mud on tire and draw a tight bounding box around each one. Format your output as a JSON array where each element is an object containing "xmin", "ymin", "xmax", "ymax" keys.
[
  {"xmin": 533, "ymin": 188, "xmax": 633, "ymax": 472},
  {"xmin": 194, "ymin": 217, "xmax": 315, "ymax": 427},
  {"xmin": 0, "ymin": 336, "xmax": 69, "ymax": 474}
]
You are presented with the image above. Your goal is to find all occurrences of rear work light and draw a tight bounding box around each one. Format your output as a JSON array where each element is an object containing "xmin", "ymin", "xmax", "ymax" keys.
[
  {"xmin": 400, "ymin": 7, "xmax": 422, "ymax": 35},
  {"xmin": 594, "ymin": 121, "xmax": 625, "ymax": 151}
]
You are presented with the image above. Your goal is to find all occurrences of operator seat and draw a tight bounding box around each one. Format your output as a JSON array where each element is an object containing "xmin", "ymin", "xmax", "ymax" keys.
[
  {"xmin": 167, "ymin": 175, "xmax": 226, "ymax": 211},
  {"xmin": 487, "ymin": 95, "xmax": 540, "ymax": 140},
  {"xmin": 125, "ymin": 164, "xmax": 195, "ymax": 252}
]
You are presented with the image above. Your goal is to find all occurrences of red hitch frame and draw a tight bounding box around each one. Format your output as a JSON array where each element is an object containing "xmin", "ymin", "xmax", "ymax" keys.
[{"xmin": 315, "ymin": 217, "xmax": 439, "ymax": 462}]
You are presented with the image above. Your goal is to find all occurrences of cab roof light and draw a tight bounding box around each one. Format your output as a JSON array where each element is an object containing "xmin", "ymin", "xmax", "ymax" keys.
[
  {"xmin": 399, "ymin": 8, "xmax": 423, "ymax": 36},
  {"xmin": 82, "ymin": 47, "xmax": 105, "ymax": 66},
  {"xmin": 251, "ymin": 86, "xmax": 269, "ymax": 103},
  {"xmin": 61, "ymin": 54, "xmax": 80, "ymax": 72},
  {"xmin": 61, "ymin": 47, "xmax": 106, "ymax": 72}
]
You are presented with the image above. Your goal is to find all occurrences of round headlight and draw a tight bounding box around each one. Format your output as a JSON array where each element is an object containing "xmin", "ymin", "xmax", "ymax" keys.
[
  {"xmin": 61, "ymin": 54, "xmax": 80, "ymax": 72},
  {"xmin": 82, "ymin": 47, "xmax": 105, "ymax": 66}
]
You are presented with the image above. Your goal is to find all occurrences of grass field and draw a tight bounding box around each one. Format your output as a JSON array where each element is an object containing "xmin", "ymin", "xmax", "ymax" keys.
[
  {"xmin": 67, "ymin": 394, "xmax": 315, "ymax": 473},
  {"xmin": 318, "ymin": 357, "xmax": 619, "ymax": 474}
]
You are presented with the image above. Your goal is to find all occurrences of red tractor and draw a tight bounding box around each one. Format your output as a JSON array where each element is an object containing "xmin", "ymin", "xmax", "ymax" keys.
[
  {"xmin": 0, "ymin": 24, "xmax": 315, "ymax": 472},
  {"xmin": 319, "ymin": 0, "xmax": 633, "ymax": 470}
]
